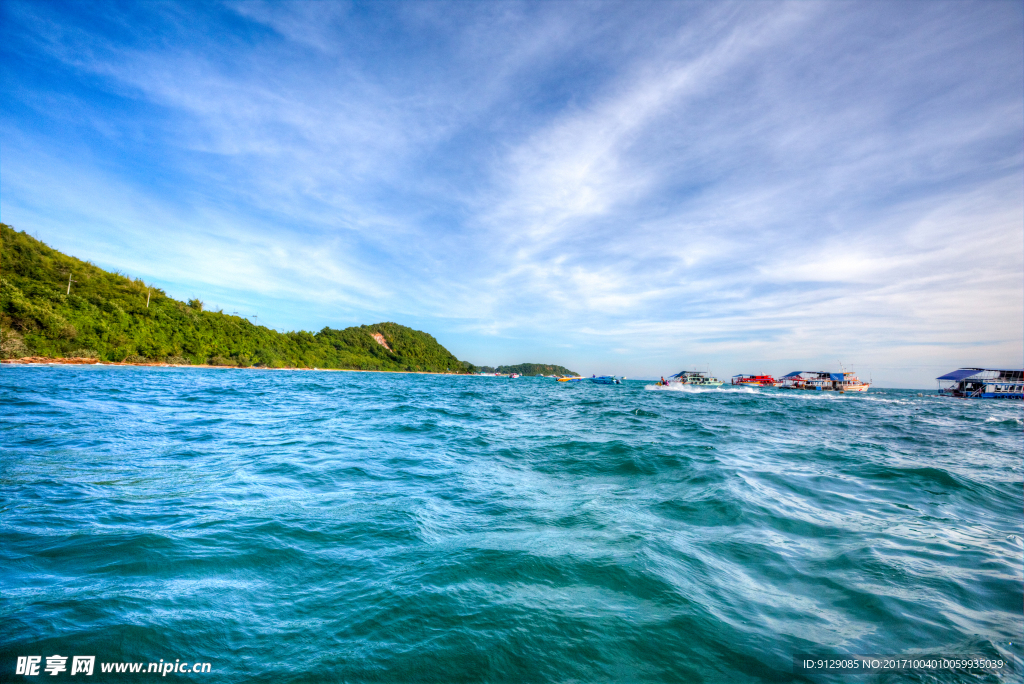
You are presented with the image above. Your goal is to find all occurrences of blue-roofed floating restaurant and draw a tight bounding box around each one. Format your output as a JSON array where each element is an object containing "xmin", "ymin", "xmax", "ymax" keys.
[{"xmin": 937, "ymin": 368, "xmax": 1024, "ymax": 399}]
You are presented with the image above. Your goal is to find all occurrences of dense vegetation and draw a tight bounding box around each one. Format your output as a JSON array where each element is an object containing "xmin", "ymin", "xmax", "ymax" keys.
[
  {"xmin": 477, "ymin": 363, "xmax": 579, "ymax": 377},
  {"xmin": 0, "ymin": 224, "xmax": 475, "ymax": 372}
]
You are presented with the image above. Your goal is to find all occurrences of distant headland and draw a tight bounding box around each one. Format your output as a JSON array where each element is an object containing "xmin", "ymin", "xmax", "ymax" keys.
[
  {"xmin": 0, "ymin": 224, "xmax": 576, "ymax": 376},
  {"xmin": 475, "ymin": 363, "xmax": 579, "ymax": 377}
]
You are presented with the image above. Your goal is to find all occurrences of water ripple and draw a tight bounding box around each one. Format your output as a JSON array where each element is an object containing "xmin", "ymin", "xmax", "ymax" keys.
[{"xmin": 1, "ymin": 367, "xmax": 1020, "ymax": 682}]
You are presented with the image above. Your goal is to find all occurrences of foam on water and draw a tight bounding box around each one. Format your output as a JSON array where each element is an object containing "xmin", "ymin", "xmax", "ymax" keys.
[
  {"xmin": 645, "ymin": 383, "xmax": 758, "ymax": 394},
  {"xmin": 1, "ymin": 367, "xmax": 1021, "ymax": 682}
]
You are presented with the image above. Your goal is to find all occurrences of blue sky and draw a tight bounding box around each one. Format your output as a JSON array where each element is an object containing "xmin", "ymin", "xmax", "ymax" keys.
[{"xmin": 2, "ymin": 1, "xmax": 1021, "ymax": 386}]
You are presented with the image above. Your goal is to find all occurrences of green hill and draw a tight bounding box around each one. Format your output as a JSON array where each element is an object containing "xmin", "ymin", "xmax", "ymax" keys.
[
  {"xmin": 477, "ymin": 363, "xmax": 579, "ymax": 377},
  {"xmin": 0, "ymin": 224, "xmax": 474, "ymax": 372}
]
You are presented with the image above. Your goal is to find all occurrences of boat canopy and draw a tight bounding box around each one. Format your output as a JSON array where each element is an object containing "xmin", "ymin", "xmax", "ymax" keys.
[
  {"xmin": 781, "ymin": 371, "xmax": 804, "ymax": 378},
  {"xmin": 937, "ymin": 368, "xmax": 1023, "ymax": 381},
  {"xmin": 829, "ymin": 373, "xmax": 845, "ymax": 381},
  {"xmin": 937, "ymin": 368, "xmax": 984, "ymax": 381}
]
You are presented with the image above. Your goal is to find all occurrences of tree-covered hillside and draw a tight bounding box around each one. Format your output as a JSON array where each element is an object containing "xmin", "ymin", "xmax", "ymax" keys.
[{"xmin": 0, "ymin": 224, "xmax": 474, "ymax": 372}]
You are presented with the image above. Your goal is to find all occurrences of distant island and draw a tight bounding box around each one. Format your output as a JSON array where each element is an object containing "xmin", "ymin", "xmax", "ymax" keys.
[
  {"xmin": 0, "ymin": 224, "xmax": 575, "ymax": 376},
  {"xmin": 476, "ymin": 363, "xmax": 579, "ymax": 377}
]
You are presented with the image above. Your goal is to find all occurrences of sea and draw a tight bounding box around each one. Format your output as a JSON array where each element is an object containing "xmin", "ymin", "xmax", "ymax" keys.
[{"xmin": 1, "ymin": 366, "xmax": 1021, "ymax": 683}]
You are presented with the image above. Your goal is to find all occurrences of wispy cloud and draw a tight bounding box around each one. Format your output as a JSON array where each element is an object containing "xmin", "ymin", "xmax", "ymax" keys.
[{"xmin": 1, "ymin": 0, "xmax": 1019, "ymax": 384}]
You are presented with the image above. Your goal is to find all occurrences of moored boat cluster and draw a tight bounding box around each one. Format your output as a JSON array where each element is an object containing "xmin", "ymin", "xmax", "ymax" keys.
[
  {"xmin": 488, "ymin": 365, "xmax": 1024, "ymax": 399},
  {"xmin": 650, "ymin": 369, "xmax": 870, "ymax": 392}
]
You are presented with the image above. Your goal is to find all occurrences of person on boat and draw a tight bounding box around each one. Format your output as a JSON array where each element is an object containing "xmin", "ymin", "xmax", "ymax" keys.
[{"xmin": 660, "ymin": 376, "xmax": 667, "ymax": 386}]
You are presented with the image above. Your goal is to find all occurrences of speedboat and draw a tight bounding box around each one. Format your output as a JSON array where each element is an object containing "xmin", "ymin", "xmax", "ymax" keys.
[
  {"xmin": 589, "ymin": 375, "xmax": 622, "ymax": 385},
  {"xmin": 731, "ymin": 374, "xmax": 778, "ymax": 388},
  {"xmin": 557, "ymin": 376, "xmax": 585, "ymax": 382}
]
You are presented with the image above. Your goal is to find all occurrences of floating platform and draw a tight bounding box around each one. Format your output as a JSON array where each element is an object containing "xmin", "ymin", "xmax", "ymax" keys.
[{"xmin": 937, "ymin": 368, "xmax": 1023, "ymax": 399}]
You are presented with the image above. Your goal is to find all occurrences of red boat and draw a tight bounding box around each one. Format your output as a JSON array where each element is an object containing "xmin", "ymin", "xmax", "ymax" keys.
[{"xmin": 731, "ymin": 374, "xmax": 778, "ymax": 387}]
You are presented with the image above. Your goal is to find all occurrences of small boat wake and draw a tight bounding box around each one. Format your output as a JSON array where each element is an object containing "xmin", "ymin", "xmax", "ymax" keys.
[{"xmin": 645, "ymin": 383, "xmax": 756, "ymax": 394}]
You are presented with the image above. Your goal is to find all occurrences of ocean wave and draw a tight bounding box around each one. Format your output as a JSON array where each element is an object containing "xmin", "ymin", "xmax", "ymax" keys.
[{"xmin": 1, "ymin": 365, "xmax": 1020, "ymax": 682}]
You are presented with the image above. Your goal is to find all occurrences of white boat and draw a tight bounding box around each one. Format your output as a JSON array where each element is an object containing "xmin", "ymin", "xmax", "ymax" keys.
[
  {"xmin": 668, "ymin": 370, "xmax": 723, "ymax": 387},
  {"xmin": 839, "ymin": 372, "xmax": 870, "ymax": 392}
]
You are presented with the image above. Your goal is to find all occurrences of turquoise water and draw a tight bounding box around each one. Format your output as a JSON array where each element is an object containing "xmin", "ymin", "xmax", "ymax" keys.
[{"xmin": 2, "ymin": 366, "xmax": 1021, "ymax": 682}]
